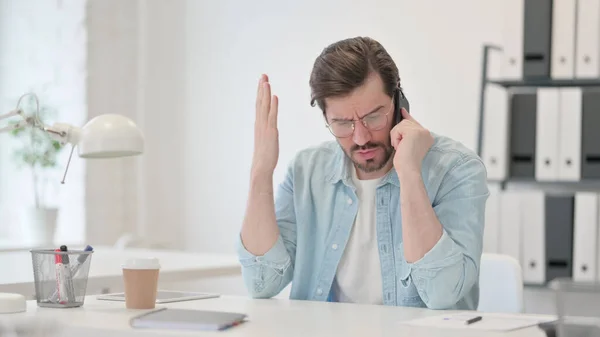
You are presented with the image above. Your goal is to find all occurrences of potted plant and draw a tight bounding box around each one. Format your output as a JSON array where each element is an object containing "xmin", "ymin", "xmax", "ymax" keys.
[{"xmin": 9, "ymin": 94, "xmax": 64, "ymax": 246}]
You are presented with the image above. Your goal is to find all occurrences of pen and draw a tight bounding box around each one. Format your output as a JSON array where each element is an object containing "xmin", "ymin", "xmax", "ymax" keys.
[
  {"xmin": 72, "ymin": 245, "xmax": 94, "ymax": 276},
  {"xmin": 465, "ymin": 316, "xmax": 482, "ymax": 325},
  {"xmin": 60, "ymin": 245, "xmax": 76, "ymax": 303},
  {"xmin": 54, "ymin": 249, "xmax": 67, "ymax": 304}
]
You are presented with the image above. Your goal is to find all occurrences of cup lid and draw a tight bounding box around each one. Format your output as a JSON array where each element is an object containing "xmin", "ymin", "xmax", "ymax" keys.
[{"xmin": 121, "ymin": 257, "xmax": 160, "ymax": 270}]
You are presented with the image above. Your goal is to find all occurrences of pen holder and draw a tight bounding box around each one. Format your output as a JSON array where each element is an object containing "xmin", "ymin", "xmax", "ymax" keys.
[{"xmin": 30, "ymin": 249, "xmax": 94, "ymax": 308}]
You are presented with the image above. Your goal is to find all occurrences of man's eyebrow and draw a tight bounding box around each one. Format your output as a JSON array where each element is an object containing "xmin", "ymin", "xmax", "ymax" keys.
[
  {"xmin": 330, "ymin": 116, "xmax": 354, "ymax": 122},
  {"xmin": 360, "ymin": 105, "xmax": 385, "ymax": 118},
  {"xmin": 330, "ymin": 105, "xmax": 385, "ymax": 122}
]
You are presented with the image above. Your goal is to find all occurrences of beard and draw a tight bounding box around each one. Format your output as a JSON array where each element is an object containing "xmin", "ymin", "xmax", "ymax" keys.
[{"xmin": 344, "ymin": 141, "xmax": 395, "ymax": 173}]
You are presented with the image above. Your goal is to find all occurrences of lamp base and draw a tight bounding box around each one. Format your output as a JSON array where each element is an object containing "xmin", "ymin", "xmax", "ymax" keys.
[{"xmin": 0, "ymin": 293, "xmax": 26, "ymax": 313}]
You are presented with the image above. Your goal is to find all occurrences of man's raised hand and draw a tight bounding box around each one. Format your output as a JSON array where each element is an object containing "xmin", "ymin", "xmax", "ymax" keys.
[{"xmin": 252, "ymin": 74, "xmax": 279, "ymax": 176}]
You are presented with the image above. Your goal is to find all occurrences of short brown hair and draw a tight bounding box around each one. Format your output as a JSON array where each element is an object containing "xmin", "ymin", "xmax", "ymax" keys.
[{"xmin": 309, "ymin": 36, "xmax": 401, "ymax": 114}]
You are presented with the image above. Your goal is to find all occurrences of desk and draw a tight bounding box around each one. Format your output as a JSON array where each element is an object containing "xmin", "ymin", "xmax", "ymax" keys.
[
  {"xmin": 0, "ymin": 246, "xmax": 241, "ymax": 296},
  {"xmin": 1, "ymin": 296, "xmax": 555, "ymax": 337}
]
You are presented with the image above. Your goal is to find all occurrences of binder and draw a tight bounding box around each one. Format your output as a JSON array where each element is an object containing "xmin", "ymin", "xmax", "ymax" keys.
[
  {"xmin": 581, "ymin": 88, "xmax": 600, "ymax": 179},
  {"xmin": 535, "ymin": 88, "xmax": 560, "ymax": 181},
  {"xmin": 509, "ymin": 92, "xmax": 537, "ymax": 179},
  {"xmin": 558, "ymin": 88, "xmax": 583, "ymax": 181},
  {"xmin": 575, "ymin": 0, "xmax": 600, "ymax": 78},
  {"xmin": 551, "ymin": 0, "xmax": 577, "ymax": 79},
  {"xmin": 573, "ymin": 192, "xmax": 599, "ymax": 282},
  {"xmin": 545, "ymin": 195, "xmax": 575, "ymax": 282},
  {"xmin": 521, "ymin": 191, "xmax": 546, "ymax": 285},
  {"xmin": 501, "ymin": 0, "xmax": 524, "ymax": 79},
  {"xmin": 481, "ymin": 85, "xmax": 510, "ymax": 181},
  {"xmin": 523, "ymin": 0, "xmax": 553, "ymax": 79},
  {"xmin": 499, "ymin": 191, "xmax": 522, "ymax": 263},
  {"xmin": 483, "ymin": 184, "xmax": 501, "ymax": 253},
  {"xmin": 486, "ymin": 43, "xmax": 505, "ymax": 82}
]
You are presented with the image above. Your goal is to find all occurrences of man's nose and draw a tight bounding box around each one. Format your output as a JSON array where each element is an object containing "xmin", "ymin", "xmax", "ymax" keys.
[{"xmin": 352, "ymin": 121, "xmax": 371, "ymax": 146}]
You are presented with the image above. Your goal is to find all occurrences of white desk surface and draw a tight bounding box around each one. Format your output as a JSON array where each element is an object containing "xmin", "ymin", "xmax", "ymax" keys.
[
  {"xmin": 1, "ymin": 295, "xmax": 555, "ymax": 337},
  {"xmin": 0, "ymin": 246, "xmax": 241, "ymax": 294}
]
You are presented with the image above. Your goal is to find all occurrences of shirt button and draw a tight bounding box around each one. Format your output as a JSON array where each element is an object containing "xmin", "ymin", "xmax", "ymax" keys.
[
  {"xmin": 316, "ymin": 288, "xmax": 323, "ymax": 295},
  {"xmin": 347, "ymin": 198, "xmax": 353, "ymax": 205},
  {"xmin": 332, "ymin": 244, "xmax": 338, "ymax": 250}
]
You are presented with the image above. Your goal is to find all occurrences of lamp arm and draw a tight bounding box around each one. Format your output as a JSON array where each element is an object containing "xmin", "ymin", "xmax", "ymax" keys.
[
  {"xmin": 0, "ymin": 118, "xmax": 29, "ymax": 133},
  {"xmin": 1, "ymin": 93, "xmax": 85, "ymax": 184},
  {"xmin": 44, "ymin": 123, "xmax": 82, "ymax": 146},
  {"xmin": 0, "ymin": 109, "xmax": 22, "ymax": 121},
  {"xmin": 0, "ymin": 93, "xmax": 45, "ymax": 134},
  {"xmin": 42, "ymin": 123, "xmax": 83, "ymax": 185},
  {"xmin": 0, "ymin": 109, "xmax": 34, "ymax": 133},
  {"xmin": 1, "ymin": 110, "xmax": 82, "ymax": 146}
]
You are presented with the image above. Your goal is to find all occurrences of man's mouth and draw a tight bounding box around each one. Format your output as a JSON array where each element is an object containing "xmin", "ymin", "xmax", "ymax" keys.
[{"xmin": 355, "ymin": 147, "xmax": 378, "ymax": 160}]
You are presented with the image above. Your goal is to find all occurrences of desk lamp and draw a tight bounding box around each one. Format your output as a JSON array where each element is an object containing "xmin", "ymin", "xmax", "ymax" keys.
[{"xmin": 0, "ymin": 93, "xmax": 145, "ymax": 313}]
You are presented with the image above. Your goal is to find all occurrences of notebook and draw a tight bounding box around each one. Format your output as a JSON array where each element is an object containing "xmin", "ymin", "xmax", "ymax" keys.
[
  {"xmin": 129, "ymin": 307, "xmax": 247, "ymax": 331},
  {"xmin": 97, "ymin": 290, "xmax": 220, "ymax": 303}
]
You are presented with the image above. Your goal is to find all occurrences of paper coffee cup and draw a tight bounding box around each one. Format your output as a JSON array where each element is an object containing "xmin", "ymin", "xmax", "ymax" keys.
[{"xmin": 122, "ymin": 258, "xmax": 160, "ymax": 309}]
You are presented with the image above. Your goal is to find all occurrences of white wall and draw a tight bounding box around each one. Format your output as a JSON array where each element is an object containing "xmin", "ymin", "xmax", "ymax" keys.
[
  {"xmin": 180, "ymin": 0, "xmax": 508, "ymax": 254},
  {"xmin": 83, "ymin": 0, "xmax": 511, "ymax": 255},
  {"xmin": 0, "ymin": 0, "xmax": 508, "ymax": 251},
  {"xmin": 81, "ymin": 0, "xmax": 510, "ymax": 253}
]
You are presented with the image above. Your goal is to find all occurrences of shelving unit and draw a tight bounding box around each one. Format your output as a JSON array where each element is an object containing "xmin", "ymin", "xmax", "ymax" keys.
[
  {"xmin": 477, "ymin": 44, "xmax": 600, "ymax": 190},
  {"xmin": 476, "ymin": 0, "xmax": 600, "ymax": 288},
  {"xmin": 489, "ymin": 78, "xmax": 600, "ymax": 88}
]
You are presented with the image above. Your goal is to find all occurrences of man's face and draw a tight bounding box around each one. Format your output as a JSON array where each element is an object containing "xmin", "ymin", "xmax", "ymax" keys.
[{"xmin": 324, "ymin": 72, "xmax": 395, "ymax": 177}]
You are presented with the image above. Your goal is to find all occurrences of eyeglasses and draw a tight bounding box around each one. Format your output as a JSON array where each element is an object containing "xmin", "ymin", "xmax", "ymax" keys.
[{"xmin": 325, "ymin": 105, "xmax": 392, "ymax": 138}]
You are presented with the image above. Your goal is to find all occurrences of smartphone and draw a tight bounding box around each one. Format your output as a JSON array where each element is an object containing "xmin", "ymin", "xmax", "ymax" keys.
[{"xmin": 394, "ymin": 88, "xmax": 410, "ymax": 125}]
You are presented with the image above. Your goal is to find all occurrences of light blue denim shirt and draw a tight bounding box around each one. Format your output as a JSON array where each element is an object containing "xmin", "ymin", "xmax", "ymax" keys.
[{"xmin": 236, "ymin": 133, "xmax": 489, "ymax": 310}]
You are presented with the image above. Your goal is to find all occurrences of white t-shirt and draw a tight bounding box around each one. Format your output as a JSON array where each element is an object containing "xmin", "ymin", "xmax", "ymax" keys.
[{"xmin": 331, "ymin": 167, "xmax": 383, "ymax": 304}]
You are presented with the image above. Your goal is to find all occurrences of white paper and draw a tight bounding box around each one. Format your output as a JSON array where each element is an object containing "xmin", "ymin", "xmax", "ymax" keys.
[{"xmin": 401, "ymin": 312, "xmax": 556, "ymax": 332}]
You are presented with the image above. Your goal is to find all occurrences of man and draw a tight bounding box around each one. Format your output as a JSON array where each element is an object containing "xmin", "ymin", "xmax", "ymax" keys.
[{"xmin": 237, "ymin": 36, "xmax": 489, "ymax": 310}]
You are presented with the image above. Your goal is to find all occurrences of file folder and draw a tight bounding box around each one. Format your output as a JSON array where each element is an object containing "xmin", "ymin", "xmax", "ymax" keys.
[
  {"xmin": 535, "ymin": 88, "xmax": 560, "ymax": 181},
  {"xmin": 499, "ymin": 191, "xmax": 522, "ymax": 263},
  {"xmin": 486, "ymin": 44, "xmax": 505, "ymax": 82},
  {"xmin": 482, "ymin": 85, "xmax": 510, "ymax": 181},
  {"xmin": 521, "ymin": 191, "xmax": 546, "ymax": 284},
  {"xmin": 551, "ymin": 0, "xmax": 577, "ymax": 79},
  {"xmin": 545, "ymin": 195, "xmax": 575, "ymax": 282},
  {"xmin": 558, "ymin": 88, "xmax": 583, "ymax": 181},
  {"xmin": 581, "ymin": 88, "xmax": 600, "ymax": 179},
  {"xmin": 483, "ymin": 184, "xmax": 501, "ymax": 253},
  {"xmin": 573, "ymin": 192, "xmax": 598, "ymax": 282},
  {"xmin": 509, "ymin": 92, "xmax": 537, "ymax": 179},
  {"xmin": 575, "ymin": 0, "xmax": 600, "ymax": 78},
  {"xmin": 501, "ymin": 0, "xmax": 524, "ymax": 79},
  {"xmin": 523, "ymin": 0, "xmax": 553, "ymax": 79}
]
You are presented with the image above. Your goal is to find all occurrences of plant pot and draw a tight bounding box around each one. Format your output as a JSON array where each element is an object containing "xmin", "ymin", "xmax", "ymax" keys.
[{"xmin": 21, "ymin": 207, "xmax": 58, "ymax": 247}]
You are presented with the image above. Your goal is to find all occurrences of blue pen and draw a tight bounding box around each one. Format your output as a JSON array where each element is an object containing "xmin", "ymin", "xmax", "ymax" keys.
[{"xmin": 70, "ymin": 245, "xmax": 94, "ymax": 276}]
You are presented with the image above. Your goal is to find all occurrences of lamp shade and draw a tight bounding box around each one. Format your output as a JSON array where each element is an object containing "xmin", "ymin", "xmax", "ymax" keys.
[{"xmin": 77, "ymin": 114, "xmax": 144, "ymax": 158}]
